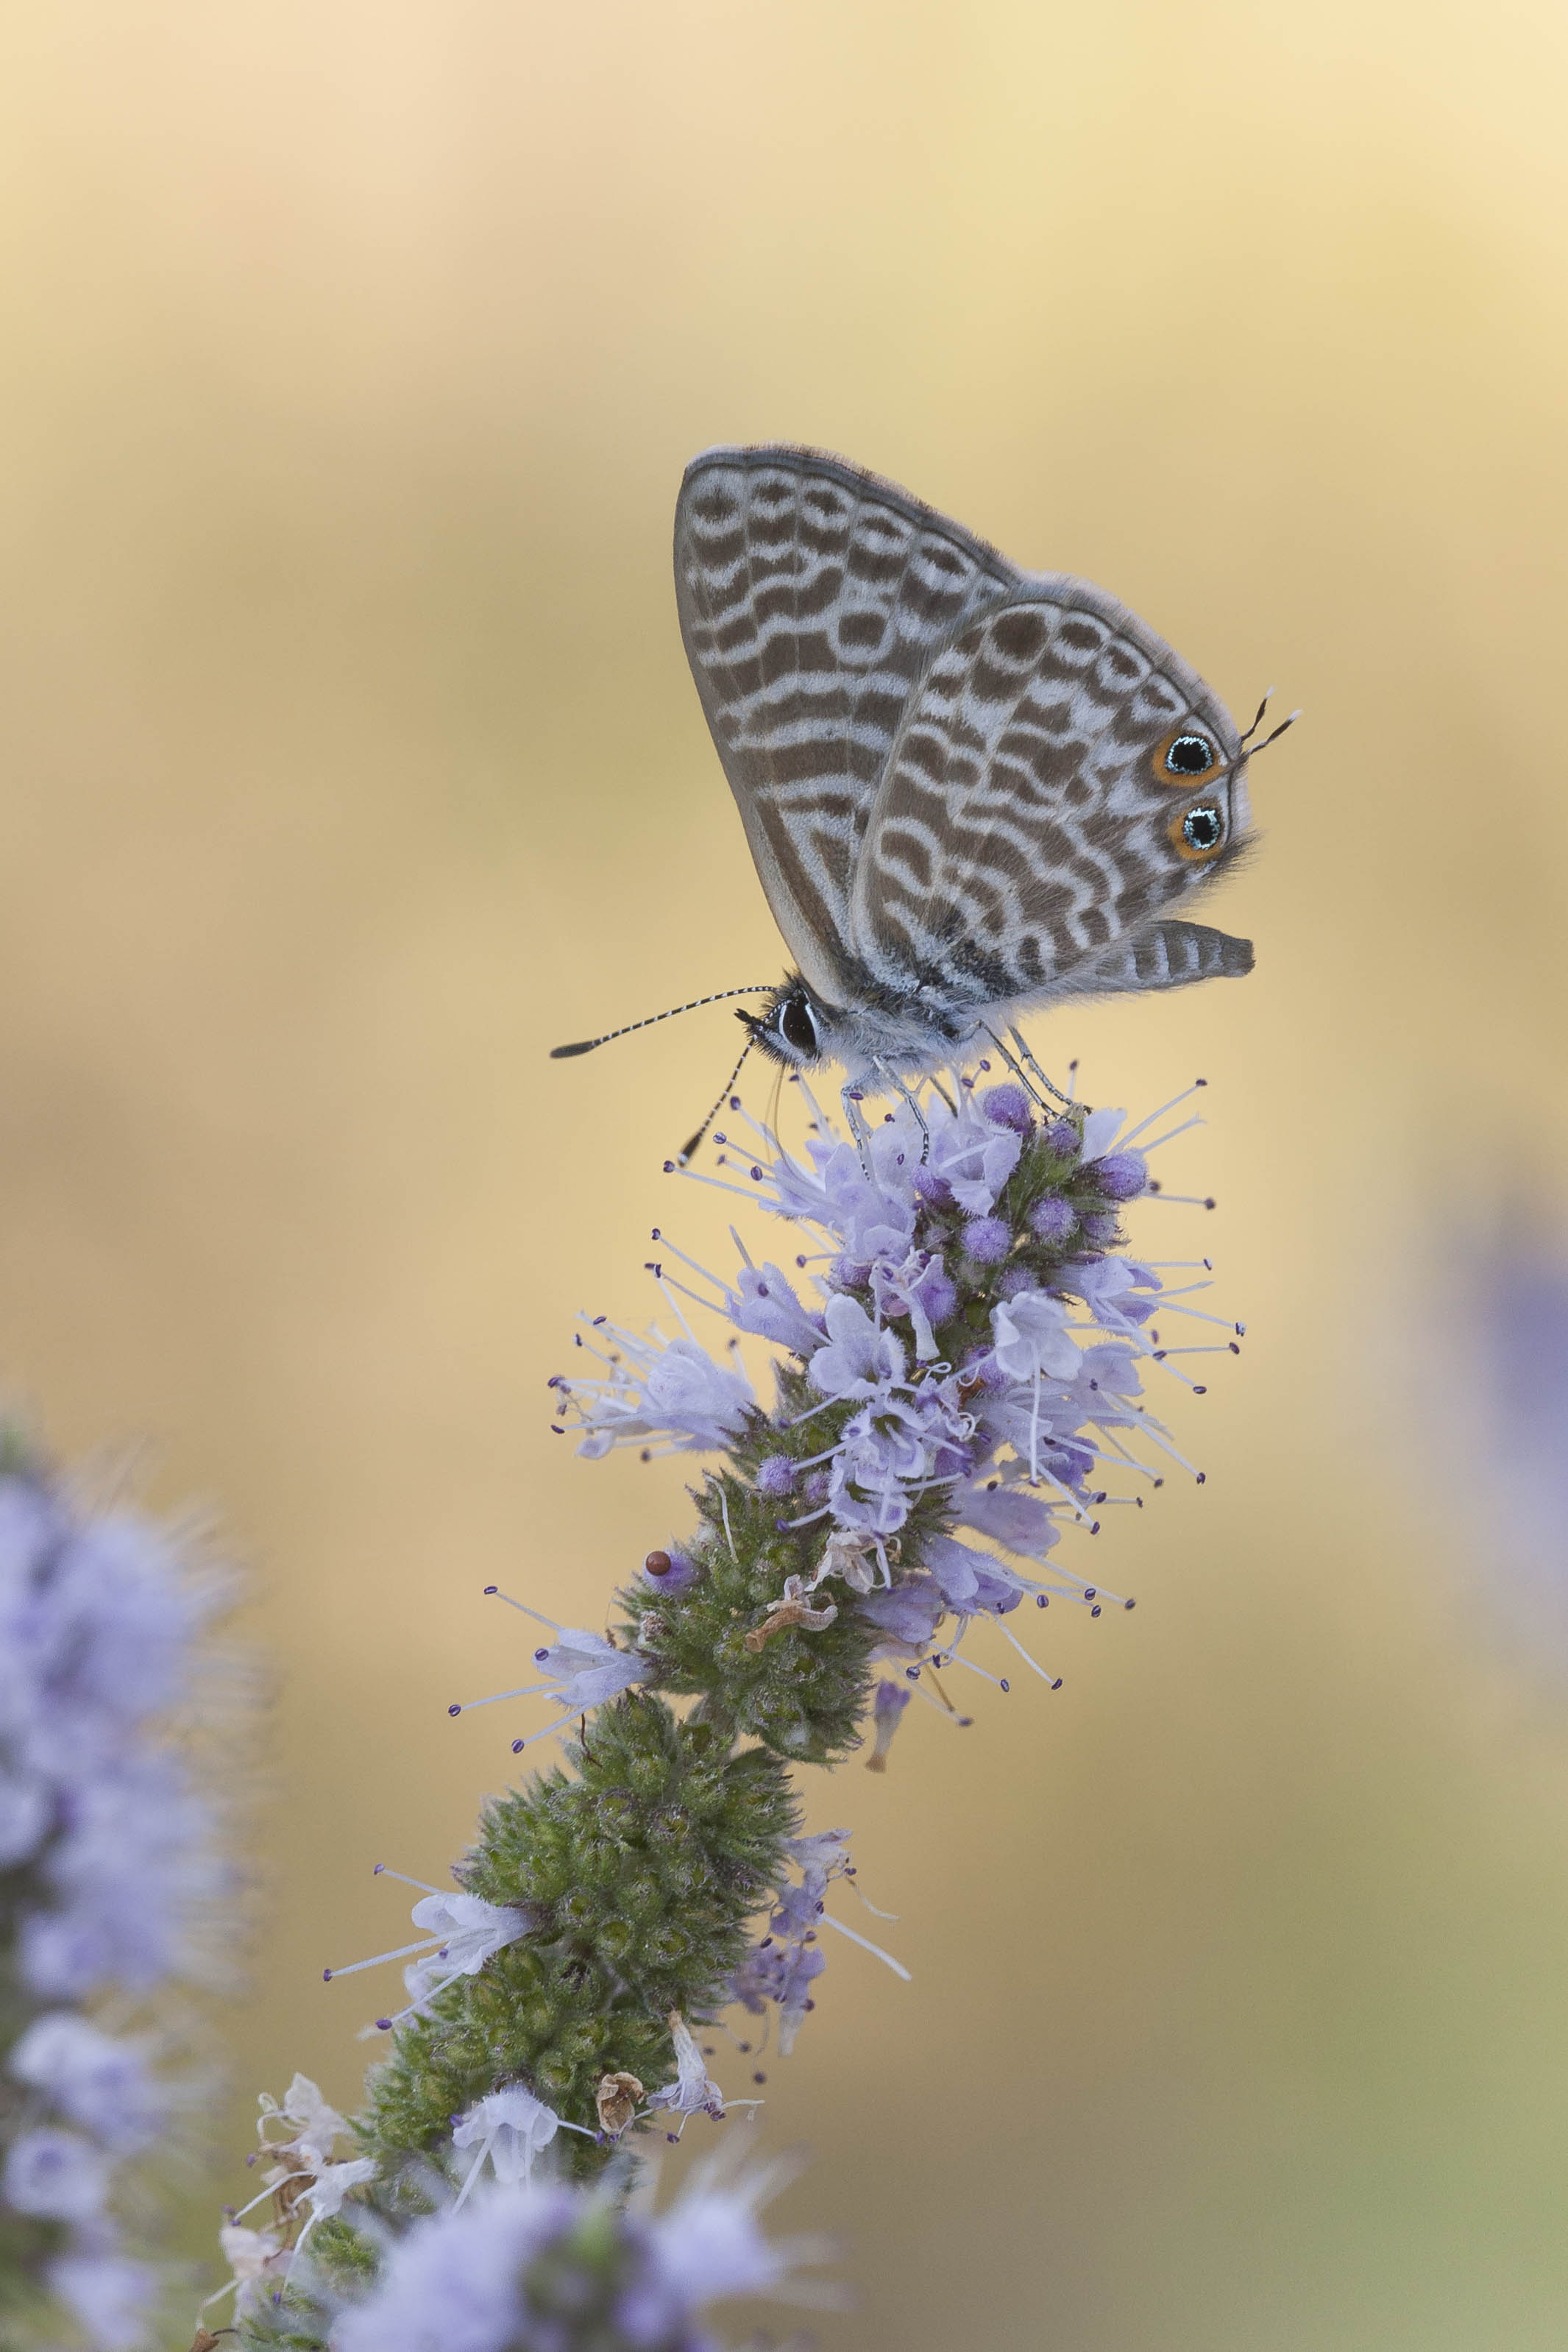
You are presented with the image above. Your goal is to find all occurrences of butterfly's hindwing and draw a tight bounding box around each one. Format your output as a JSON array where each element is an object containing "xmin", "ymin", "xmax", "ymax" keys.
[
  {"xmin": 849, "ymin": 592, "xmax": 1247, "ymax": 1005},
  {"xmin": 1069, "ymin": 919, "xmax": 1255, "ymax": 996},
  {"xmin": 674, "ymin": 446, "xmax": 1020, "ymax": 999}
]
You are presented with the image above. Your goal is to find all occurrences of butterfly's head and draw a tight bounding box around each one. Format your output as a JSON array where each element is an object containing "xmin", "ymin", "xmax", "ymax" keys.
[{"xmin": 744, "ymin": 978, "xmax": 830, "ymax": 1070}]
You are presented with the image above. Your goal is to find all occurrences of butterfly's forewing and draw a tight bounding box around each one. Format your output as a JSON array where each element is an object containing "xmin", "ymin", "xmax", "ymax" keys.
[
  {"xmin": 674, "ymin": 446, "xmax": 1020, "ymax": 1002},
  {"xmin": 848, "ymin": 587, "xmax": 1250, "ymax": 1007}
]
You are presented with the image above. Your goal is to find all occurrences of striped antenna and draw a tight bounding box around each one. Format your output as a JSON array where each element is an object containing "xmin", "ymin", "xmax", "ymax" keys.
[
  {"xmin": 677, "ymin": 1032, "xmax": 759, "ymax": 1166},
  {"xmin": 1236, "ymin": 689, "xmax": 1301, "ymax": 762},
  {"xmin": 550, "ymin": 985, "xmax": 776, "ymax": 1059}
]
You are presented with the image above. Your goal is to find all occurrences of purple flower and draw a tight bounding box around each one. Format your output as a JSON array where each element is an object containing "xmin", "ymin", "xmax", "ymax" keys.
[
  {"xmin": 1066, "ymin": 1255, "xmax": 1161, "ymax": 1333},
  {"xmin": 1089, "ymin": 1149, "xmax": 1149, "ymax": 1201},
  {"xmin": 47, "ymin": 2253, "xmax": 157, "ymax": 2352},
  {"xmin": 956, "ymin": 1480, "xmax": 1060, "ymax": 1559},
  {"xmin": 923, "ymin": 1534, "xmax": 1025, "ymax": 1618},
  {"xmin": 990, "ymin": 1292, "xmax": 1082, "ymax": 1381},
  {"xmin": 1028, "ymin": 1196, "xmax": 1076, "ymax": 1244},
  {"xmin": 330, "ymin": 2166, "xmax": 823, "ymax": 2352},
  {"xmin": 981, "ymin": 1082, "xmax": 1034, "ymax": 1136},
  {"xmin": 2, "ymin": 2127, "xmax": 110, "ymax": 2222},
  {"xmin": 859, "ymin": 1576, "xmax": 946, "ymax": 1649},
  {"xmin": 808, "ymin": 1294, "xmax": 907, "ymax": 1400},
  {"xmin": 561, "ymin": 1327, "xmax": 753, "ymax": 1457},
  {"xmin": 451, "ymin": 2085, "xmax": 593, "ymax": 2201},
  {"xmin": 727, "ymin": 1264, "xmax": 826, "ymax": 1356},
  {"xmin": 865, "ymin": 1679, "xmax": 912, "ymax": 1771},
  {"xmin": 8, "ymin": 2015, "xmax": 166, "ymax": 2155},
  {"xmin": 755, "ymin": 1456, "xmax": 795, "ymax": 1497},
  {"xmin": 961, "ymin": 1216, "xmax": 1011, "ymax": 1264}
]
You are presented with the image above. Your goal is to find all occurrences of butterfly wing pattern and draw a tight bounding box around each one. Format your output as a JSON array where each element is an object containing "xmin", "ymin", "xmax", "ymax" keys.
[
  {"xmin": 674, "ymin": 446, "xmax": 1020, "ymax": 1005},
  {"xmin": 673, "ymin": 442, "xmax": 1257, "ymax": 1095},
  {"xmin": 851, "ymin": 589, "xmax": 1252, "ymax": 1010}
]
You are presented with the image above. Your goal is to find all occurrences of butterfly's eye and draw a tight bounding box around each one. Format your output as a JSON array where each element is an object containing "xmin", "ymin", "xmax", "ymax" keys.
[
  {"xmin": 1173, "ymin": 803, "xmax": 1226, "ymax": 860},
  {"xmin": 1154, "ymin": 729, "xmax": 1221, "ymax": 786},
  {"xmin": 778, "ymin": 994, "xmax": 818, "ymax": 1056}
]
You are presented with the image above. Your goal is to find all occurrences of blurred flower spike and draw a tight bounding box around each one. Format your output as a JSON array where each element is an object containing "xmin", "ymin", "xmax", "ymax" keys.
[{"xmin": 0, "ymin": 1432, "xmax": 235, "ymax": 2349}]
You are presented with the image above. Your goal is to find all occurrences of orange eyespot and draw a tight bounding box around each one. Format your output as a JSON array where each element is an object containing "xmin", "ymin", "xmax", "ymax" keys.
[
  {"xmin": 1170, "ymin": 802, "xmax": 1226, "ymax": 861},
  {"xmin": 1152, "ymin": 728, "xmax": 1222, "ymax": 789}
]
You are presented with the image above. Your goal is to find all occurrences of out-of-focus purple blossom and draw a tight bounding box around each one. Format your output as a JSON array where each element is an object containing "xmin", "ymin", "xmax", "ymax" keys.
[
  {"xmin": 2, "ymin": 2126, "xmax": 110, "ymax": 2221},
  {"xmin": 755, "ymin": 1456, "xmax": 795, "ymax": 1497},
  {"xmin": 1424, "ymin": 1231, "xmax": 1568, "ymax": 1610},
  {"xmin": 330, "ymin": 2163, "xmax": 826, "ymax": 2352},
  {"xmin": 48, "ymin": 2251, "xmax": 158, "ymax": 2352},
  {"xmin": 0, "ymin": 1453, "xmax": 233, "ymax": 2347},
  {"xmin": 9, "ymin": 2015, "xmax": 166, "ymax": 2156}
]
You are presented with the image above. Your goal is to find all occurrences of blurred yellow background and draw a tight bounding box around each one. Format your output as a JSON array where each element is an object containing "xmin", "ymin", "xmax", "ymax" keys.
[{"xmin": 3, "ymin": 1, "xmax": 1568, "ymax": 2343}]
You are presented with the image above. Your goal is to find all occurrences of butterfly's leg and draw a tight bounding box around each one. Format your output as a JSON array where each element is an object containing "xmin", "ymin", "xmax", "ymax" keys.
[
  {"xmin": 840, "ymin": 1081, "xmax": 874, "ymax": 1176},
  {"xmin": 980, "ymin": 1026, "xmax": 1056, "ymax": 1112},
  {"xmin": 1005, "ymin": 1025, "xmax": 1074, "ymax": 1110},
  {"xmin": 873, "ymin": 1060, "xmax": 931, "ymax": 1165}
]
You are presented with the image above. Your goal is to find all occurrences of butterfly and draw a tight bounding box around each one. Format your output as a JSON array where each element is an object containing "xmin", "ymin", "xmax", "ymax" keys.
[{"xmin": 556, "ymin": 443, "xmax": 1292, "ymax": 1154}]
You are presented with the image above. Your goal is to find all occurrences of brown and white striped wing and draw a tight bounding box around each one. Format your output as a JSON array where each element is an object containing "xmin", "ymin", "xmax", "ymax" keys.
[
  {"xmin": 675, "ymin": 446, "xmax": 1020, "ymax": 1001},
  {"xmin": 849, "ymin": 590, "xmax": 1250, "ymax": 1007}
]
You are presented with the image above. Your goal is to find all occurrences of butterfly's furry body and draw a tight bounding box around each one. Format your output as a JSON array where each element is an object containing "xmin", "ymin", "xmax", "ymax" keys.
[{"xmin": 748, "ymin": 915, "xmax": 1255, "ymax": 1099}]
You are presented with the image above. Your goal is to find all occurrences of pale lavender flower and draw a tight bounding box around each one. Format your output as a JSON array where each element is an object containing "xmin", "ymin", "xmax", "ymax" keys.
[
  {"xmin": 865, "ymin": 1678, "xmax": 912, "ymax": 1771},
  {"xmin": 2, "ymin": 2125, "xmax": 111, "ymax": 2220},
  {"xmin": 451, "ymin": 2085, "xmax": 593, "ymax": 2205},
  {"xmin": 332, "ymin": 2161, "xmax": 826, "ymax": 2352},
  {"xmin": 8, "ymin": 2013, "xmax": 167, "ymax": 2155},
  {"xmin": 990, "ymin": 1290, "xmax": 1082, "ymax": 1381},
  {"xmin": 726, "ymin": 1264, "xmax": 825, "ymax": 1355},
  {"xmin": 325, "ymin": 1884, "xmax": 536, "ymax": 2031},
  {"xmin": 807, "ymin": 1293, "xmax": 907, "ymax": 1400},
  {"xmin": 0, "ymin": 1450, "xmax": 235, "ymax": 2348},
  {"xmin": 645, "ymin": 2011, "xmax": 744, "ymax": 2128},
  {"xmin": 556, "ymin": 1323, "xmax": 753, "ymax": 1458},
  {"xmin": 728, "ymin": 1829, "xmax": 905, "ymax": 2055},
  {"xmin": 49, "ymin": 2251, "xmax": 159, "ymax": 2352},
  {"xmin": 447, "ymin": 1588, "xmax": 653, "ymax": 1759}
]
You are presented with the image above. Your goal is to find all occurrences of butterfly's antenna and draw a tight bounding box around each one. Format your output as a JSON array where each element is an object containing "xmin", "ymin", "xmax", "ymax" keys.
[
  {"xmin": 550, "ymin": 985, "xmax": 776, "ymax": 1060},
  {"xmin": 1235, "ymin": 691, "xmax": 1302, "ymax": 764},
  {"xmin": 1244, "ymin": 709, "xmax": 1302, "ymax": 760},
  {"xmin": 1238, "ymin": 689, "xmax": 1276, "ymax": 746},
  {"xmin": 678, "ymin": 1035, "xmax": 758, "ymax": 1166}
]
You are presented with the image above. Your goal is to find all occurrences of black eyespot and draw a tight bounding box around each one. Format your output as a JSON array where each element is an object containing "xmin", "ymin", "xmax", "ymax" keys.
[
  {"xmin": 779, "ymin": 994, "xmax": 817, "ymax": 1055},
  {"xmin": 1182, "ymin": 805, "xmax": 1224, "ymax": 852},
  {"xmin": 1166, "ymin": 733, "xmax": 1216, "ymax": 776}
]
